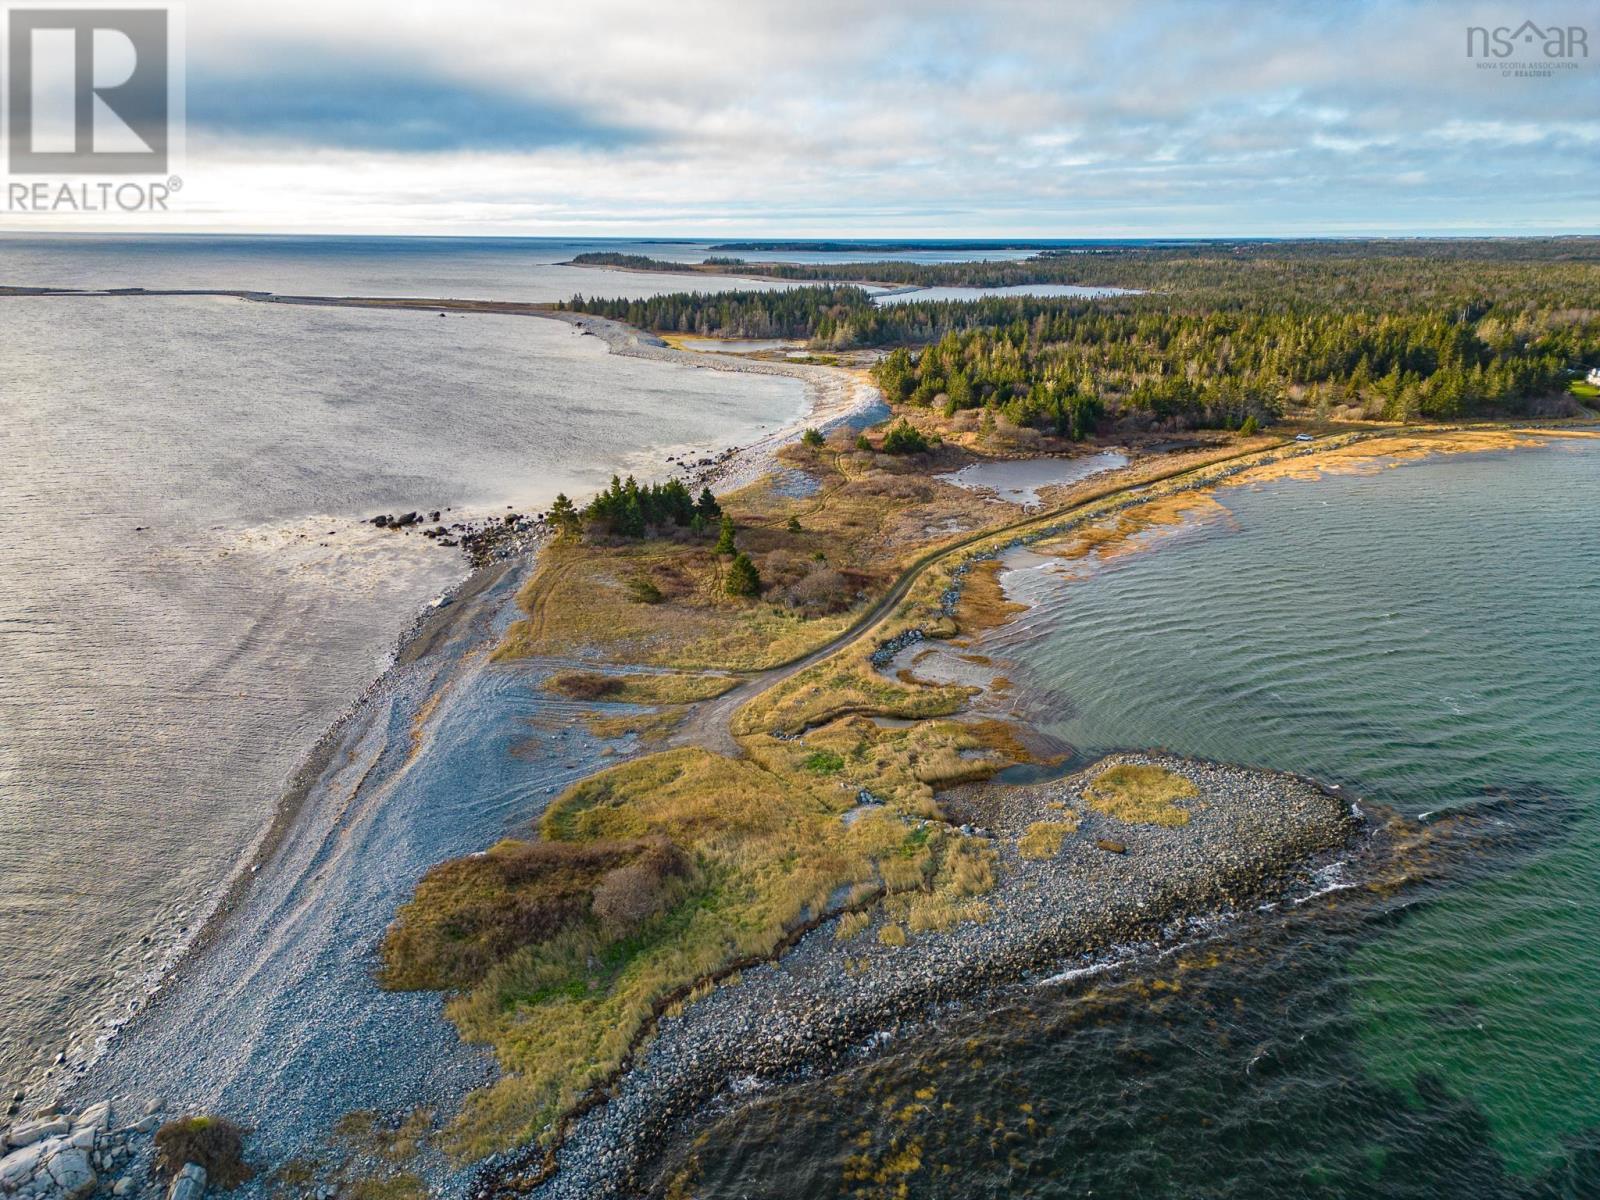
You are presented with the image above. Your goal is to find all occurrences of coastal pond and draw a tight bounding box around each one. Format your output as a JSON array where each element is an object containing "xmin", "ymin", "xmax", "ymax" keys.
[
  {"xmin": 936, "ymin": 451, "xmax": 1129, "ymax": 507},
  {"xmin": 673, "ymin": 336, "xmax": 799, "ymax": 353}
]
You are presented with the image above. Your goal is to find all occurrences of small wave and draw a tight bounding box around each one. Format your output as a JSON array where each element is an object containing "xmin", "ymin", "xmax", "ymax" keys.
[{"xmin": 1290, "ymin": 859, "xmax": 1357, "ymax": 905}]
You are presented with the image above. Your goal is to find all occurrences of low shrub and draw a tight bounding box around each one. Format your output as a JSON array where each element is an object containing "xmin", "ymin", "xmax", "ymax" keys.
[
  {"xmin": 548, "ymin": 672, "xmax": 626, "ymax": 700},
  {"xmin": 625, "ymin": 575, "xmax": 664, "ymax": 604},
  {"xmin": 380, "ymin": 839, "xmax": 640, "ymax": 990},
  {"xmin": 153, "ymin": 1116, "xmax": 254, "ymax": 1189},
  {"xmin": 590, "ymin": 839, "xmax": 692, "ymax": 937},
  {"xmin": 802, "ymin": 750, "xmax": 846, "ymax": 775},
  {"xmin": 881, "ymin": 420, "xmax": 930, "ymax": 455}
]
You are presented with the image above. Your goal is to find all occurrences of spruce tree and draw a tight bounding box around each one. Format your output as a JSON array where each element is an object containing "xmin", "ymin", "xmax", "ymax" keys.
[
  {"xmin": 714, "ymin": 515, "xmax": 737, "ymax": 556},
  {"xmin": 695, "ymin": 487, "xmax": 722, "ymax": 522},
  {"xmin": 725, "ymin": 552, "xmax": 760, "ymax": 597},
  {"xmin": 547, "ymin": 493, "xmax": 580, "ymax": 540}
]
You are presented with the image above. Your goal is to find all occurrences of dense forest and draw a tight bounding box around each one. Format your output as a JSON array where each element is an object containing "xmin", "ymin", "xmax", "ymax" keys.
[{"xmin": 561, "ymin": 242, "xmax": 1600, "ymax": 431}]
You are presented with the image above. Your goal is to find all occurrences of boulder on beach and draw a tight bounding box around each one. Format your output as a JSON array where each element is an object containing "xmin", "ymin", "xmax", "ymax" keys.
[{"xmin": 166, "ymin": 1162, "xmax": 206, "ymax": 1200}]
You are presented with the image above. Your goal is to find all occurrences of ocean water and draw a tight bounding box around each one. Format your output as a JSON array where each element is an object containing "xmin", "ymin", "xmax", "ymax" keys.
[
  {"xmin": 0, "ymin": 238, "xmax": 810, "ymax": 1100},
  {"xmin": 676, "ymin": 438, "xmax": 1600, "ymax": 1197},
  {"xmin": 0, "ymin": 235, "xmax": 1057, "ymax": 300},
  {"xmin": 0, "ymin": 235, "xmax": 805, "ymax": 300}
]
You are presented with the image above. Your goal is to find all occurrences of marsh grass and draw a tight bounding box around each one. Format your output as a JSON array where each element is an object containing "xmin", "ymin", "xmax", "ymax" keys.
[
  {"xmin": 954, "ymin": 560, "xmax": 1027, "ymax": 634},
  {"xmin": 1084, "ymin": 763, "xmax": 1197, "ymax": 826}
]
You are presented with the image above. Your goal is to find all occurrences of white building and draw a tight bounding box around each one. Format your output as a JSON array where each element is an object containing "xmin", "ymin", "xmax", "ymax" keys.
[{"xmin": 1587, "ymin": 367, "xmax": 1600, "ymax": 386}]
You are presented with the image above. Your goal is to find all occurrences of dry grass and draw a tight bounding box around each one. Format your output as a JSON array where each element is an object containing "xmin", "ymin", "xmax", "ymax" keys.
[
  {"xmin": 1083, "ymin": 764, "xmax": 1197, "ymax": 827},
  {"xmin": 494, "ymin": 441, "xmax": 1010, "ymax": 673},
  {"xmin": 390, "ymin": 739, "xmax": 1001, "ymax": 1159},
  {"xmin": 953, "ymin": 559, "xmax": 1027, "ymax": 635},
  {"xmin": 345, "ymin": 1175, "xmax": 428, "ymax": 1200},
  {"xmin": 331, "ymin": 1108, "xmax": 434, "ymax": 1165},
  {"xmin": 1018, "ymin": 819, "xmax": 1080, "ymax": 860},
  {"xmin": 733, "ymin": 637, "xmax": 971, "ymax": 736},
  {"xmin": 494, "ymin": 540, "xmax": 858, "ymax": 671},
  {"xmin": 581, "ymin": 709, "xmax": 685, "ymax": 745},
  {"xmin": 834, "ymin": 910, "xmax": 870, "ymax": 940}
]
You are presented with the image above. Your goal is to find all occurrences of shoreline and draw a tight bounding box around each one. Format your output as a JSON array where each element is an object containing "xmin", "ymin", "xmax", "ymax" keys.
[{"xmin": 17, "ymin": 295, "xmax": 881, "ymax": 1161}]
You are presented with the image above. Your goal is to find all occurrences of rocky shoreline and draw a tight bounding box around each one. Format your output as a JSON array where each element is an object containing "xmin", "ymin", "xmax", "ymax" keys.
[
  {"xmin": 1, "ymin": 1100, "xmax": 164, "ymax": 1200},
  {"xmin": 480, "ymin": 752, "xmax": 1365, "ymax": 1200}
]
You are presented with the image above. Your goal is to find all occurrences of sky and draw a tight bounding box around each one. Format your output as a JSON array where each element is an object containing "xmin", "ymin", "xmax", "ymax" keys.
[{"xmin": 7, "ymin": 0, "xmax": 1600, "ymax": 236}]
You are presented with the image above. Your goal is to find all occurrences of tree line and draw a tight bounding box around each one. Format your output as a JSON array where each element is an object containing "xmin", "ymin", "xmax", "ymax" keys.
[{"xmin": 560, "ymin": 241, "xmax": 1600, "ymax": 430}]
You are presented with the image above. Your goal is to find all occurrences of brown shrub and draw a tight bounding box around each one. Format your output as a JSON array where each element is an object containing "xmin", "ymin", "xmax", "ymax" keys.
[
  {"xmin": 782, "ymin": 565, "xmax": 853, "ymax": 615},
  {"xmin": 548, "ymin": 672, "xmax": 626, "ymax": 701},
  {"xmin": 153, "ymin": 1116, "xmax": 254, "ymax": 1189},
  {"xmin": 380, "ymin": 839, "xmax": 639, "ymax": 990},
  {"xmin": 590, "ymin": 839, "xmax": 692, "ymax": 937}
]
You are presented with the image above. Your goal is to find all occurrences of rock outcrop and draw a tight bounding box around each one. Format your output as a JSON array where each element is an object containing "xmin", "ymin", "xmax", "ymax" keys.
[{"xmin": 0, "ymin": 1101, "xmax": 162, "ymax": 1200}]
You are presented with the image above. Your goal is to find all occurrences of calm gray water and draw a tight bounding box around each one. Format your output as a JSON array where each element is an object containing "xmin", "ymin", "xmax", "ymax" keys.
[
  {"xmin": 0, "ymin": 239, "xmax": 810, "ymax": 1100},
  {"xmin": 937, "ymin": 451, "xmax": 1129, "ymax": 506},
  {"xmin": 680, "ymin": 437, "xmax": 1600, "ymax": 1198},
  {"xmin": 0, "ymin": 235, "xmax": 1052, "ymax": 300},
  {"xmin": 0, "ymin": 236, "xmax": 800, "ymax": 300}
]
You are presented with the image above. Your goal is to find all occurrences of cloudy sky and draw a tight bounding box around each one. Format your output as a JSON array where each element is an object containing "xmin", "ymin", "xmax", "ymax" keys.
[{"xmin": 22, "ymin": 0, "xmax": 1600, "ymax": 234}]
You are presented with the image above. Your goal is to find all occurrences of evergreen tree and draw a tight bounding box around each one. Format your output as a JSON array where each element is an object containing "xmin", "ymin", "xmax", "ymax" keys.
[
  {"xmin": 714, "ymin": 515, "xmax": 737, "ymax": 556},
  {"xmin": 725, "ymin": 552, "xmax": 760, "ymax": 597},
  {"xmin": 882, "ymin": 419, "xmax": 929, "ymax": 455},
  {"xmin": 695, "ymin": 487, "xmax": 722, "ymax": 522},
  {"xmin": 547, "ymin": 493, "xmax": 580, "ymax": 539}
]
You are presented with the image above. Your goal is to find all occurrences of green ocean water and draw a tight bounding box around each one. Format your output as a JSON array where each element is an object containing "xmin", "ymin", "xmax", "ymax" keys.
[{"xmin": 677, "ymin": 437, "xmax": 1600, "ymax": 1198}]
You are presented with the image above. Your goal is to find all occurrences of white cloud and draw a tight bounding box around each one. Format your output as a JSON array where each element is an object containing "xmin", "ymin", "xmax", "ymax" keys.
[{"xmin": 9, "ymin": 0, "xmax": 1597, "ymax": 233}]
